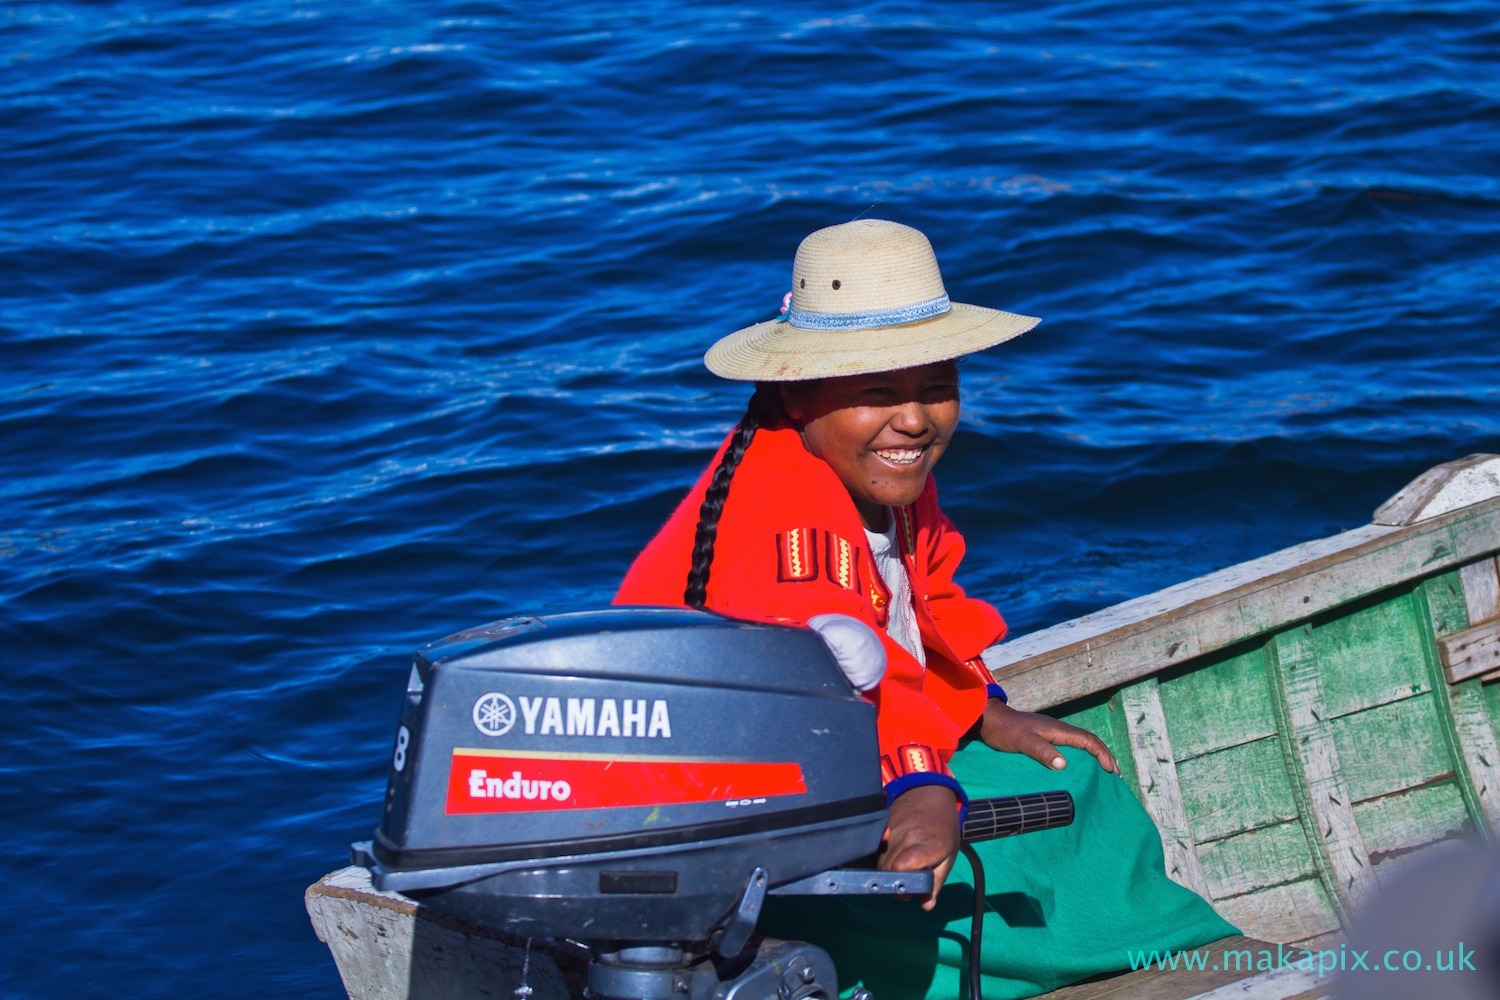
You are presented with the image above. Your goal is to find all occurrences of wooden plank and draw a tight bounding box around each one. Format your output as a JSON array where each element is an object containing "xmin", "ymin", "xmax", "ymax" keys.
[
  {"xmin": 1446, "ymin": 679, "xmax": 1500, "ymax": 831},
  {"xmin": 1350, "ymin": 781, "xmax": 1469, "ymax": 857},
  {"xmin": 1119, "ymin": 677, "xmax": 1213, "ymax": 900},
  {"xmin": 1180, "ymin": 967, "xmax": 1328, "ymax": 999},
  {"xmin": 1208, "ymin": 879, "xmax": 1341, "ymax": 946},
  {"xmin": 306, "ymin": 866, "xmax": 587, "ymax": 1000},
  {"xmin": 1106, "ymin": 693, "xmax": 1146, "ymax": 809},
  {"xmin": 1437, "ymin": 619, "xmax": 1500, "ymax": 684},
  {"xmin": 1157, "ymin": 648, "xmax": 1278, "ymax": 762},
  {"xmin": 987, "ymin": 495, "xmax": 1500, "ymax": 713},
  {"xmin": 1177, "ymin": 737, "xmax": 1300, "ymax": 844},
  {"xmin": 1373, "ymin": 453, "xmax": 1500, "ymax": 526},
  {"xmin": 1282, "ymin": 931, "xmax": 1344, "ymax": 954},
  {"xmin": 1265, "ymin": 628, "xmax": 1377, "ymax": 921},
  {"xmin": 1195, "ymin": 821, "xmax": 1318, "ymax": 901},
  {"xmin": 1059, "ymin": 699, "xmax": 1125, "ymax": 766},
  {"xmin": 1329, "ymin": 693, "xmax": 1455, "ymax": 803},
  {"xmin": 1459, "ymin": 556, "xmax": 1500, "ymax": 624},
  {"xmin": 1421, "ymin": 569, "xmax": 1470, "ymax": 637},
  {"xmin": 1412, "ymin": 578, "xmax": 1500, "ymax": 833},
  {"xmin": 1035, "ymin": 937, "xmax": 1306, "ymax": 1000},
  {"xmin": 1366, "ymin": 835, "xmax": 1470, "ymax": 888},
  {"xmin": 1307, "ymin": 593, "xmax": 1431, "ymax": 720},
  {"xmin": 1057, "ymin": 696, "xmax": 1146, "ymax": 810}
]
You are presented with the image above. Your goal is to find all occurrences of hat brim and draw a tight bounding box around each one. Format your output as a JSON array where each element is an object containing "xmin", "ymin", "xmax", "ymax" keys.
[{"xmin": 703, "ymin": 302, "xmax": 1040, "ymax": 381}]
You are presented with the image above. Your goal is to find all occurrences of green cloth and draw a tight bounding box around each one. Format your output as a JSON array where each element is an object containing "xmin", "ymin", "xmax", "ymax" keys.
[{"xmin": 759, "ymin": 742, "xmax": 1237, "ymax": 1000}]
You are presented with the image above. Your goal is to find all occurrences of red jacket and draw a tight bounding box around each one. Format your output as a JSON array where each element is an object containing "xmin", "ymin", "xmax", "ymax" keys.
[{"xmin": 614, "ymin": 424, "xmax": 1007, "ymax": 804}]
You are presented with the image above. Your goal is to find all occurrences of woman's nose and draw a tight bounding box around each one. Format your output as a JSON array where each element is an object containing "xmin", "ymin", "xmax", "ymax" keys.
[{"xmin": 890, "ymin": 402, "xmax": 927, "ymax": 435}]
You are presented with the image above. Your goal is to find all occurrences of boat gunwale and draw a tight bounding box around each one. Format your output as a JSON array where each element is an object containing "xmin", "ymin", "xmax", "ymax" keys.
[{"xmin": 986, "ymin": 494, "xmax": 1500, "ymax": 712}]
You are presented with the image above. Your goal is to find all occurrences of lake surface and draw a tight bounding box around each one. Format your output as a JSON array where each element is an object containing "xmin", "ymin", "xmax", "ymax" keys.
[{"xmin": 3, "ymin": 2, "xmax": 1498, "ymax": 996}]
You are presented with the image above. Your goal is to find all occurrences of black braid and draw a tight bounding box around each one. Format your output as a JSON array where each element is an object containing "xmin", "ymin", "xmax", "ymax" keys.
[{"xmin": 685, "ymin": 387, "xmax": 781, "ymax": 609}]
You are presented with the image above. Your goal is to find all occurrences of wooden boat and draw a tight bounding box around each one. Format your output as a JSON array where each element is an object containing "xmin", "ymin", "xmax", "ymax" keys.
[{"xmin": 308, "ymin": 453, "xmax": 1500, "ymax": 1000}]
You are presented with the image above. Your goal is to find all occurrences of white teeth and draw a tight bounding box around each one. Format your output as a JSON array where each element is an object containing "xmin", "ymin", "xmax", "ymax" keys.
[{"xmin": 874, "ymin": 448, "xmax": 924, "ymax": 466}]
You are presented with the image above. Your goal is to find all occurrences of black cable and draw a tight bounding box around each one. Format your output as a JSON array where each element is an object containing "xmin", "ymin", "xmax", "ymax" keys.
[
  {"xmin": 959, "ymin": 842, "xmax": 985, "ymax": 1000},
  {"xmin": 954, "ymin": 792, "xmax": 1075, "ymax": 1000}
]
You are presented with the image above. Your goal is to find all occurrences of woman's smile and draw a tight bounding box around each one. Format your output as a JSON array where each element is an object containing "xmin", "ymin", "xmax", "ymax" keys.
[{"xmin": 872, "ymin": 445, "xmax": 928, "ymax": 467}]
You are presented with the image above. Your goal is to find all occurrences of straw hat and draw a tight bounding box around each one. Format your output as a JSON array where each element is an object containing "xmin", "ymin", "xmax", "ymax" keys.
[{"xmin": 704, "ymin": 219, "xmax": 1039, "ymax": 381}]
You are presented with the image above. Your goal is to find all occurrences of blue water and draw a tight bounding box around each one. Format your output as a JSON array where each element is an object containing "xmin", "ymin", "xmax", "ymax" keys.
[{"xmin": 3, "ymin": 2, "xmax": 1498, "ymax": 996}]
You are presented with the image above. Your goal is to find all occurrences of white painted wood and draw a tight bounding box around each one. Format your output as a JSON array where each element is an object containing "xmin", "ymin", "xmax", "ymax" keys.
[
  {"xmin": 1373, "ymin": 453, "xmax": 1500, "ymax": 526},
  {"xmin": 1210, "ymin": 880, "xmax": 1341, "ymax": 946},
  {"xmin": 986, "ymin": 491, "xmax": 1500, "ymax": 713},
  {"xmin": 1458, "ymin": 556, "xmax": 1500, "ymax": 625},
  {"xmin": 1416, "ymin": 581, "xmax": 1500, "ymax": 838},
  {"xmin": 1447, "ymin": 679, "xmax": 1500, "ymax": 833},
  {"xmin": 1196, "ymin": 822, "xmax": 1317, "ymax": 901},
  {"xmin": 306, "ymin": 866, "xmax": 583, "ymax": 1000},
  {"xmin": 1368, "ymin": 835, "xmax": 1470, "ymax": 888},
  {"xmin": 988, "ymin": 522, "xmax": 1393, "ymax": 677},
  {"xmin": 1438, "ymin": 619, "xmax": 1500, "ymax": 684},
  {"xmin": 1181, "ymin": 965, "xmax": 1326, "ymax": 1000},
  {"xmin": 1266, "ymin": 629, "xmax": 1378, "ymax": 919},
  {"xmin": 1411, "ymin": 456, "xmax": 1500, "ymax": 523},
  {"xmin": 1119, "ymin": 677, "xmax": 1214, "ymax": 902}
]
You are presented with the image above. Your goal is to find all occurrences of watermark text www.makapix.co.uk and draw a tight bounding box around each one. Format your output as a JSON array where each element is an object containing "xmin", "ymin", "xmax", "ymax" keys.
[{"xmin": 1126, "ymin": 943, "xmax": 1477, "ymax": 978}]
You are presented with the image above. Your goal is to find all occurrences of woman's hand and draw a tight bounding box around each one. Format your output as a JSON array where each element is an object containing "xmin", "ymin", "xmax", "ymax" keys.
[
  {"xmin": 978, "ymin": 699, "xmax": 1120, "ymax": 774},
  {"xmin": 877, "ymin": 783, "xmax": 961, "ymax": 911}
]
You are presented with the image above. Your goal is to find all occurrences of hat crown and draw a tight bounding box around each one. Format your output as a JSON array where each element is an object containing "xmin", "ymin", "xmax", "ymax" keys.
[{"xmin": 790, "ymin": 220, "xmax": 947, "ymax": 316}]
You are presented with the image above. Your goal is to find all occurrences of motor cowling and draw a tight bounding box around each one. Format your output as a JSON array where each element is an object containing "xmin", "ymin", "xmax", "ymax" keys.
[{"xmin": 365, "ymin": 608, "xmax": 888, "ymax": 941}]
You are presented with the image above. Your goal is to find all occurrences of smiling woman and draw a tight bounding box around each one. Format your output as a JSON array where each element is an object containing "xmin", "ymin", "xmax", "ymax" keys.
[{"xmin": 613, "ymin": 221, "xmax": 1231, "ymax": 998}]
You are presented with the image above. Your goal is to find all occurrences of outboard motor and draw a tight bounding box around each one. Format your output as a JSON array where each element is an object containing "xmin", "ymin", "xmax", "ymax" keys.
[{"xmin": 352, "ymin": 608, "xmax": 1073, "ymax": 1000}]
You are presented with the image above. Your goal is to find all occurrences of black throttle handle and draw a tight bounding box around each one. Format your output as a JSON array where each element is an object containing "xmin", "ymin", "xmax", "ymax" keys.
[{"xmin": 961, "ymin": 790, "xmax": 1074, "ymax": 843}]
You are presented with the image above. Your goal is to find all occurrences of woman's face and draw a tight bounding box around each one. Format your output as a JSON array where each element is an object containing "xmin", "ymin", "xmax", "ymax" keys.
[{"xmin": 781, "ymin": 361, "xmax": 961, "ymax": 530}]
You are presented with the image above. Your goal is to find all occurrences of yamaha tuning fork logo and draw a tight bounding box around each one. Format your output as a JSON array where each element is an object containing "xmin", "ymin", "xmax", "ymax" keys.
[{"xmin": 471, "ymin": 693, "xmax": 517, "ymax": 736}]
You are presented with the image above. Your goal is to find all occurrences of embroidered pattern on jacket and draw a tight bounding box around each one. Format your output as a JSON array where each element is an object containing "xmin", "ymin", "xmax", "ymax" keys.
[
  {"xmin": 775, "ymin": 527, "xmax": 819, "ymax": 583},
  {"xmin": 963, "ymin": 656, "xmax": 996, "ymax": 685},
  {"xmin": 824, "ymin": 531, "xmax": 860, "ymax": 591},
  {"xmin": 880, "ymin": 743, "xmax": 944, "ymax": 783}
]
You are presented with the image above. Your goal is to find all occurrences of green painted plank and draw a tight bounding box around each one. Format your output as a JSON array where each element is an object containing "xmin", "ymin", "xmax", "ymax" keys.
[
  {"xmin": 1447, "ymin": 678, "xmax": 1500, "ymax": 830},
  {"xmin": 1312, "ymin": 592, "xmax": 1432, "ymax": 719},
  {"xmin": 1196, "ymin": 819, "xmax": 1318, "ymax": 901},
  {"xmin": 1423, "ymin": 569, "xmax": 1472, "ymax": 636},
  {"xmin": 1056, "ymin": 696, "xmax": 1142, "ymax": 807},
  {"xmin": 1210, "ymin": 877, "xmax": 1342, "ymax": 945},
  {"xmin": 1177, "ymin": 736, "xmax": 1300, "ymax": 844},
  {"xmin": 1330, "ymin": 692, "xmax": 1456, "ymax": 803},
  {"xmin": 1351, "ymin": 780, "xmax": 1470, "ymax": 858},
  {"xmin": 1057, "ymin": 700, "xmax": 1118, "ymax": 761},
  {"xmin": 1368, "ymin": 839, "xmax": 1476, "ymax": 892},
  {"xmin": 1264, "ymin": 626, "xmax": 1374, "ymax": 921},
  {"xmin": 1157, "ymin": 646, "xmax": 1278, "ymax": 762},
  {"xmin": 1119, "ymin": 677, "xmax": 1213, "ymax": 898},
  {"xmin": 1105, "ymin": 692, "xmax": 1147, "ymax": 811},
  {"xmin": 1411, "ymin": 581, "xmax": 1494, "ymax": 834},
  {"xmin": 1486, "ymin": 681, "xmax": 1500, "ymax": 745}
]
